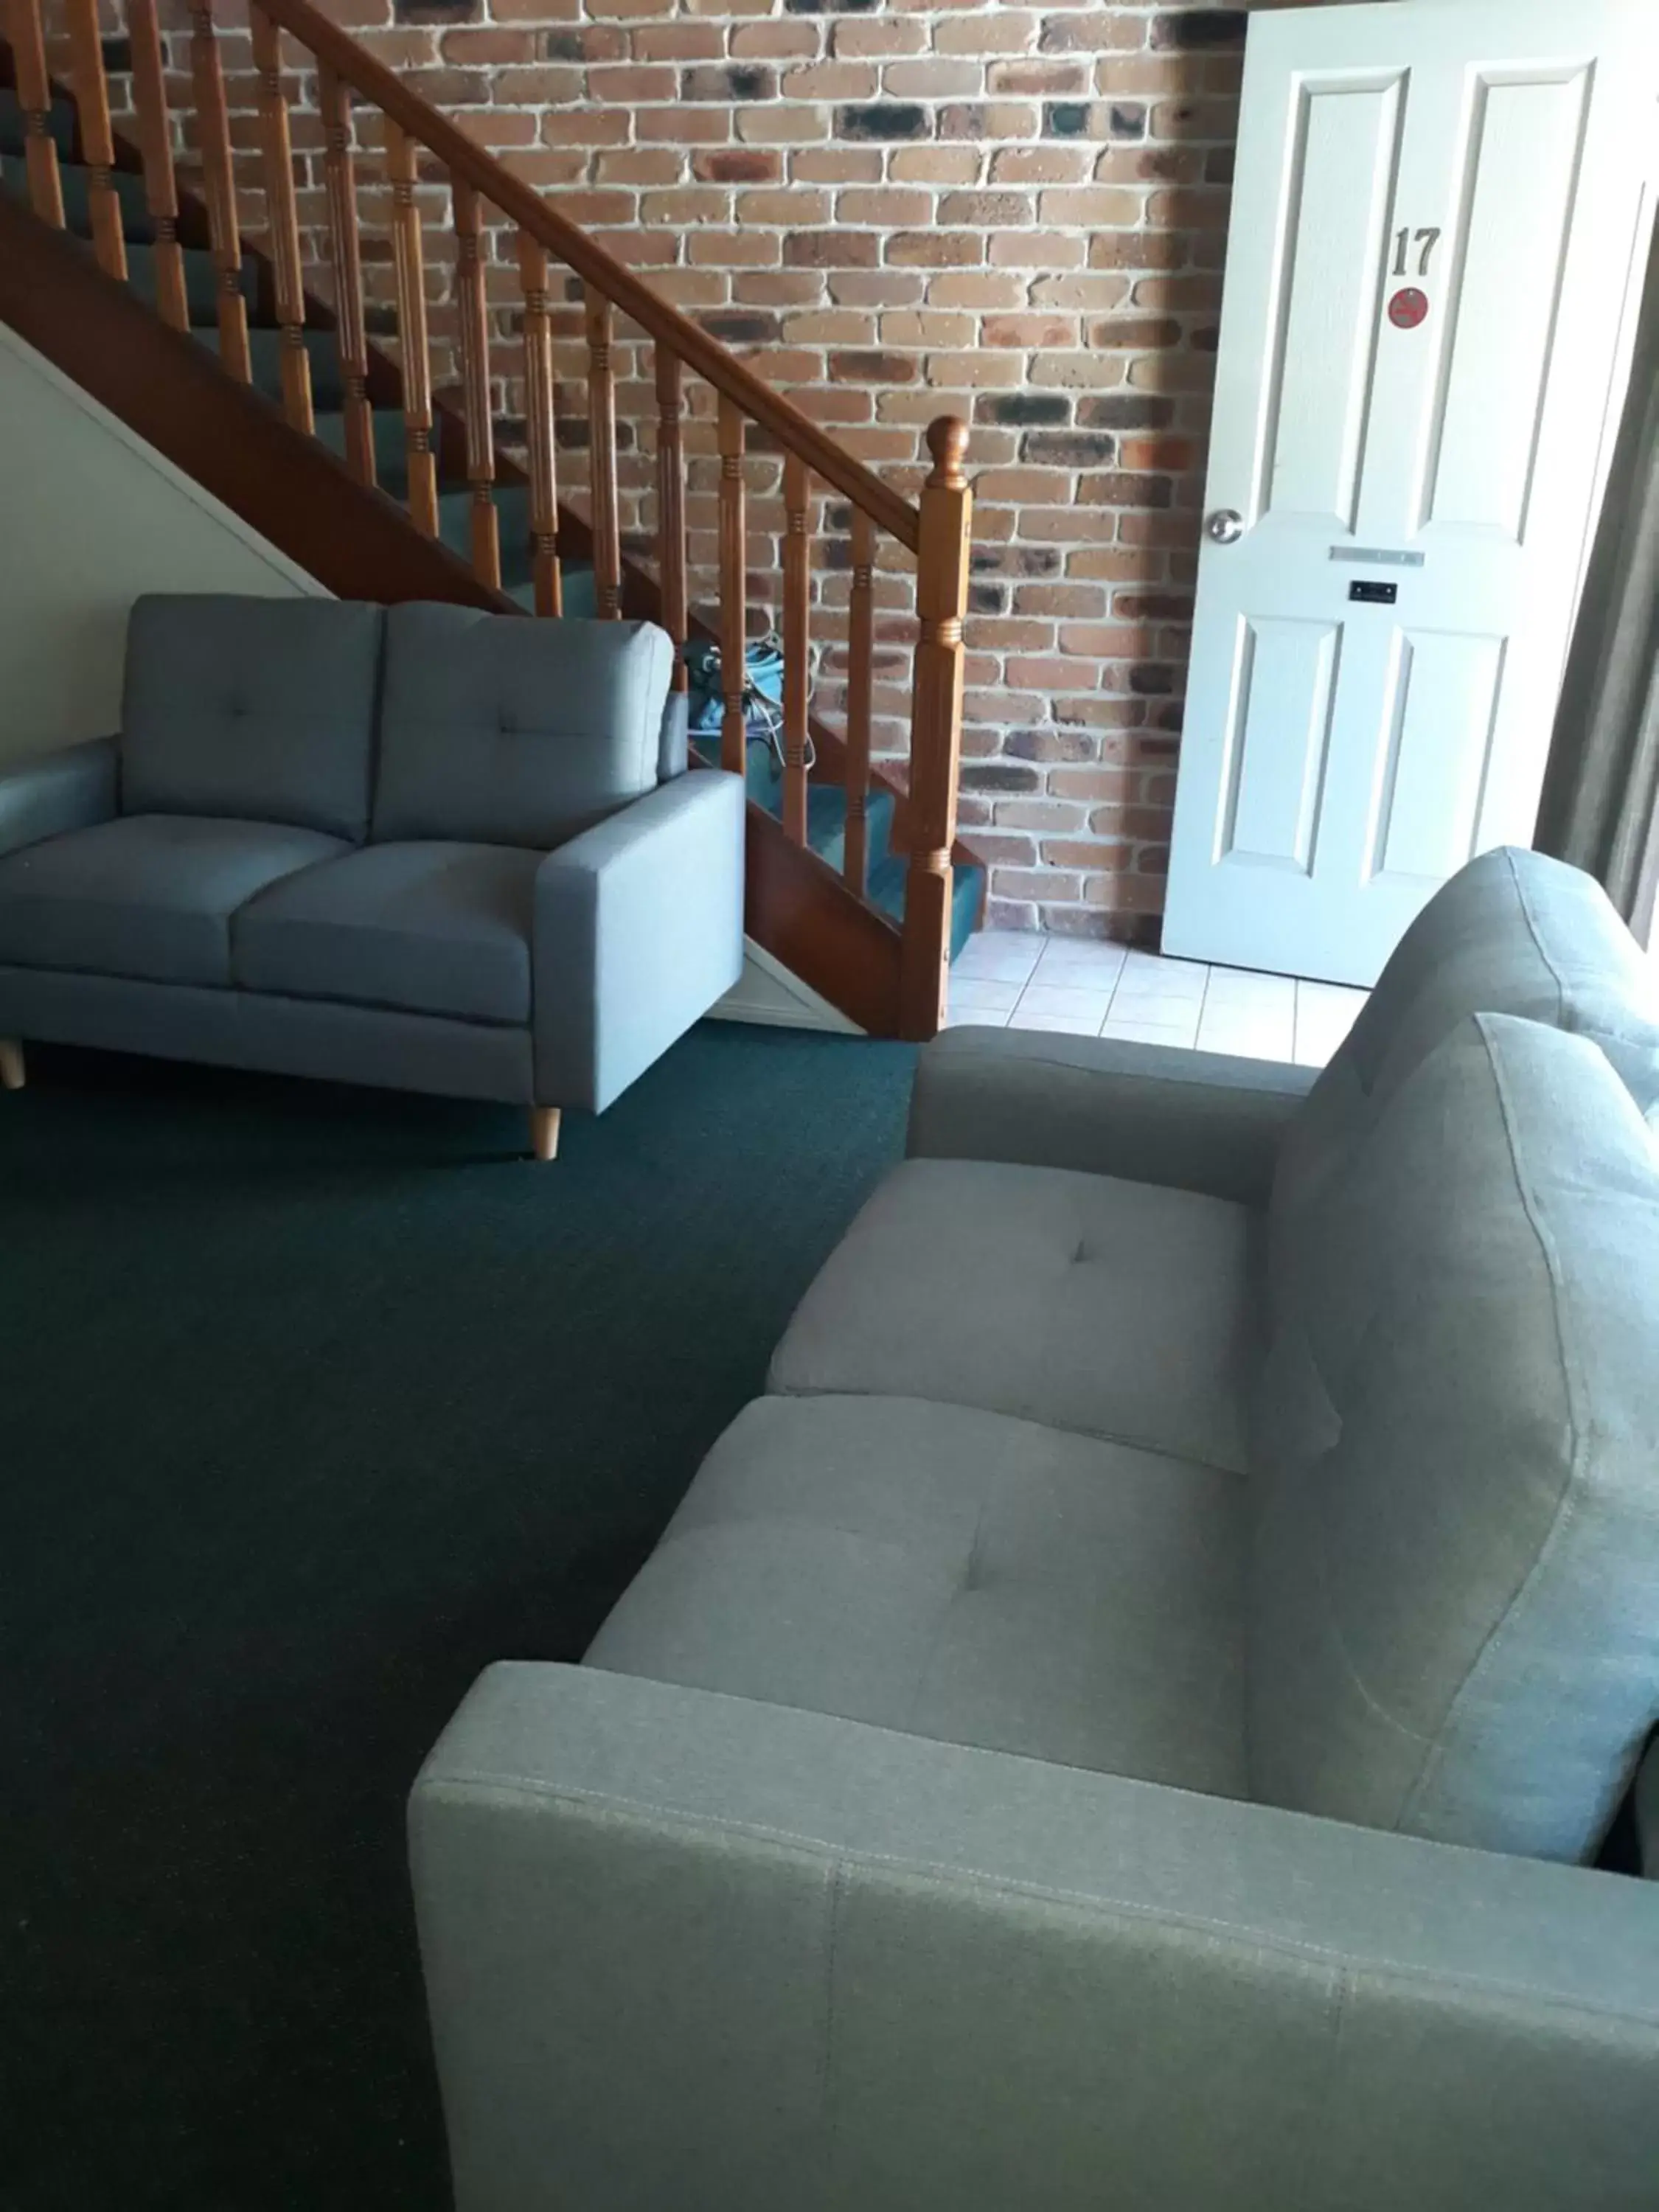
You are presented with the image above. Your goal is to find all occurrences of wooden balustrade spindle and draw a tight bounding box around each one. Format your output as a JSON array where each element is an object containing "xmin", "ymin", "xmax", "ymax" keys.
[
  {"xmin": 517, "ymin": 234, "xmax": 562, "ymax": 617},
  {"xmin": 655, "ymin": 347, "xmax": 688, "ymax": 691},
  {"xmin": 385, "ymin": 119, "xmax": 439, "ymax": 538},
  {"xmin": 189, "ymin": 0, "xmax": 250, "ymax": 383},
  {"xmin": 7, "ymin": 0, "xmax": 63, "ymax": 228},
  {"xmin": 128, "ymin": 0, "xmax": 188, "ymax": 331},
  {"xmin": 64, "ymin": 0, "xmax": 126, "ymax": 280},
  {"xmin": 250, "ymin": 7, "xmax": 312, "ymax": 434},
  {"xmin": 453, "ymin": 177, "xmax": 500, "ymax": 591},
  {"xmin": 319, "ymin": 65, "xmax": 374, "ymax": 487},
  {"xmin": 717, "ymin": 395, "xmax": 748, "ymax": 779},
  {"xmin": 782, "ymin": 453, "xmax": 810, "ymax": 846},
  {"xmin": 844, "ymin": 507, "xmax": 876, "ymax": 897},
  {"xmin": 585, "ymin": 291, "xmax": 622, "ymax": 619},
  {"xmin": 899, "ymin": 417, "xmax": 973, "ymax": 1043}
]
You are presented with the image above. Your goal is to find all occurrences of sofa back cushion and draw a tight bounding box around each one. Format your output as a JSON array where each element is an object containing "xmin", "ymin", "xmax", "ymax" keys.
[
  {"xmin": 1251, "ymin": 1012, "xmax": 1659, "ymax": 1863},
  {"xmin": 1637, "ymin": 1737, "xmax": 1659, "ymax": 1879},
  {"xmin": 1274, "ymin": 850, "xmax": 1659, "ymax": 1241},
  {"xmin": 372, "ymin": 605, "xmax": 677, "ymax": 850},
  {"xmin": 121, "ymin": 595, "xmax": 384, "ymax": 842}
]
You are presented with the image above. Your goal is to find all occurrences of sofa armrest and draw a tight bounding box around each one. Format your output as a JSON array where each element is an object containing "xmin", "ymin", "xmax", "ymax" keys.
[
  {"xmin": 532, "ymin": 768, "xmax": 745, "ymax": 1112},
  {"xmin": 908, "ymin": 1023, "xmax": 1318, "ymax": 1201},
  {"xmin": 412, "ymin": 1663, "xmax": 1659, "ymax": 2212},
  {"xmin": 0, "ymin": 738, "xmax": 119, "ymax": 858}
]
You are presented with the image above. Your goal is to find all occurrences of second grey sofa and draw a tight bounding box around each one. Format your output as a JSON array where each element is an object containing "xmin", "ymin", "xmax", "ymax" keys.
[
  {"xmin": 0, "ymin": 596, "xmax": 745, "ymax": 1156},
  {"xmin": 413, "ymin": 847, "xmax": 1659, "ymax": 2208}
]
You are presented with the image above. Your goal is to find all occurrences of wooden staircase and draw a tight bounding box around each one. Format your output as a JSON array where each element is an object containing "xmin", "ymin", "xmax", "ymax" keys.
[{"xmin": 0, "ymin": 0, "xmax": 984, "ymax": 1039}]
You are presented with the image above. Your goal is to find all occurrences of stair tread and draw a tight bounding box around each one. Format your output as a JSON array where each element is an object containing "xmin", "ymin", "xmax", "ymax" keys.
[
  {"xmin": 504, "ymin": 571, "xmax": 599, "ymax": 619},
  {"xmin": 128, "ymin": 238, "xmax": 254, "ymax": 325},
  {"xmin": 311, "ymin": 405, "xmax": 420, "ymax": 484},
  {"xmin": 0, "ymin": 90, "xmax": 76, "ymax": 158},
  {"xmin": 868, "ymin": 849, "xmax": 984, "ymax": 961},
  {"xmin": 196, "ymin": 324, "xmax": 347, "ymax": 409},
  {"xmin": 688, "ymin": 740, "xmax": 978, "ymax": 956},
  {"xmin": 1, "ymin": 152, "xmax": 153, "ymax": 238},
  {"xmin": 0, "ymin": 175, "xmax": 249, "ymax": 330},
  {"xmin": 692, "ymin": 732, "xmax": 886, "ymax": 863},
  {"xmin": 296, "ymin": 415, "xmax": 604, "ymax": 608}
]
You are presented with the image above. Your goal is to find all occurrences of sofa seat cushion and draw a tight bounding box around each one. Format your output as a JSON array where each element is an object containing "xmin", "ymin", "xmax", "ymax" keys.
[
  {"xmin": 232, "ymin": 842, "xmax": 541, "ymax": 1026},
  {"xmin": 587, "ymin": 1393, "xmax": 1249, "ymax": 1794},
  {"xmin": 0, "ymin": 814, "xmax": 347, "ymax": 987},
  {"xmin": 121, "ymin": 595, "xmax": 385, "ymax": 841},
  {"xmin": 768, "ymin": 1157, "xmax": 1259, "ymax": 1475}
]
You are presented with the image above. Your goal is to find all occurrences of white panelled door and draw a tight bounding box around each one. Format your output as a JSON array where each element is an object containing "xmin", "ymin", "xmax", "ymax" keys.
[{"xmin": 1161, "ymin": 0, "xmax": 1658, "ymax": 985}]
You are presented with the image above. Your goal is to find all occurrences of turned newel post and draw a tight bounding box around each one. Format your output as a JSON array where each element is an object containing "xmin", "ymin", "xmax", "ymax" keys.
[{"xmin": 898, "ymin": 416, "xmax": 973, "ymax": 1043}]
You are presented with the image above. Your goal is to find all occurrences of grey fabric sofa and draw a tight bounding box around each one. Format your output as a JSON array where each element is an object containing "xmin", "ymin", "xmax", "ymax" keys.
[
  {"xmin": 0, "ymin": 596, "xmax": 744, "ymax": 1157},
  {"xmin": 412, "ymin": 847, "xmax": 1659, "ymax": 2208}
]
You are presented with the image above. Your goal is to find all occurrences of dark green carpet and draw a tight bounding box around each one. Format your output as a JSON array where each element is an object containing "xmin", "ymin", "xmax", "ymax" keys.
[{"xmin": 0, "ymin": 1024, "xmax": 914, "ymax": 2211}]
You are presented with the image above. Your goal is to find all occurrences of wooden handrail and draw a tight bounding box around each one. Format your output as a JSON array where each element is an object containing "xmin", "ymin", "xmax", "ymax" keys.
[{"xmin": 248, "ymin": 0, "xmax": 919, "ymax": 554}]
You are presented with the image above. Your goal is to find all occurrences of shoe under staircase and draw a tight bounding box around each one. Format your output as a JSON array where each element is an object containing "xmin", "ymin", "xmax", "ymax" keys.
[{"xmin": 0, "ymin": 0, "xmax": 984, "ymax": 1039}]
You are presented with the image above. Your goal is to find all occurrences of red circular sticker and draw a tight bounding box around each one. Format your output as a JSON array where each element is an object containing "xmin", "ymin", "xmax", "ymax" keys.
[{"xmin": 1388, "ymin": 287, "xmax": 1430, "ymax": 330}]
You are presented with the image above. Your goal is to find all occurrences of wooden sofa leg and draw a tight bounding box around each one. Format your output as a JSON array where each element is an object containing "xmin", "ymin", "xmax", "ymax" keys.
[
  {"xmin": 529, "ymin": 1106, "xmax": 560, "ymax": 1162},
  {"xmin": 0, "ymin": 1040, "xmax": 24, "ymax": 1092}
]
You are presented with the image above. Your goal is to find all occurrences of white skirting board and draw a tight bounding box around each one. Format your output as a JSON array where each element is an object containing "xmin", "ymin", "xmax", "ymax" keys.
[{"xmin": 706, "ymin": 939, "xmax": 863, "ymax": 1034}]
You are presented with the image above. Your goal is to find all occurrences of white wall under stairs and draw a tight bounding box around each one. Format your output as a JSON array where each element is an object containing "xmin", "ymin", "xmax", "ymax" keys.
[{"xmin": 0, "ymin": 327, "xmax": 321, "ymax": 767}]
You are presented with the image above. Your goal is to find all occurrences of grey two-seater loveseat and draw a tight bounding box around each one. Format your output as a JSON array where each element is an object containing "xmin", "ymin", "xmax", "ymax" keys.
[
  {"xmin": 413, "ymin": 847, "xmax": 1659, "ymax": 2209},
  {"xmin": 0, "ymin": 595, "xmax": 744, "ymax": 1157}
]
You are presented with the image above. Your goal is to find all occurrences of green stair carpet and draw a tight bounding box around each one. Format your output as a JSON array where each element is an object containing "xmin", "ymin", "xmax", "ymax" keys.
[
  {"xmin": 0, "ymin": 1026, "xmax": 917, "ymax": 2210},
  {"xmin": 1, "ymin": 94, "xmax": 984, "ymax": 953},
  {"xmin": 700, "ymin": 730, "xmax": 983, "ymax": 957}
]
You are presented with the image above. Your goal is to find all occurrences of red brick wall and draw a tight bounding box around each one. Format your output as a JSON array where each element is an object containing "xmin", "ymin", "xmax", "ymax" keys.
[{"xmin": 123, "ymin": 0, "xmax": 1281, "ymax": 936}]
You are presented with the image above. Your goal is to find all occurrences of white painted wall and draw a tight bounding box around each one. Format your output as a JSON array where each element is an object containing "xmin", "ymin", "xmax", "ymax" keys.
[{"xmin": 0, "ymin": 326, "xmax": 324, "ymax": 768}]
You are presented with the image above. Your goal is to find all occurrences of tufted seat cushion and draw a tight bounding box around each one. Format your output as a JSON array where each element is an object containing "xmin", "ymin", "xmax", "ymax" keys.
[
  {"xmin": 233, "ymin": 842, "xmax": 542, "ymax": 1025},
  {"xmin": 768, "ymin": 1157, "xmax": 1259, "ymax": 1473},
  {"xmin": 372, "ymin": 604, "xmax": 677, "ymax": 850},
  {"xmin": 587, "ymin": 1392, "xmax": 1250, "ymax": 1793},
  {"xmin": 120, "ymin": 595, "xmax": 385, "ymax": 841},
  {"xmin": 0, "ymin": 814, "xmax": 347, "ymax": 987}
]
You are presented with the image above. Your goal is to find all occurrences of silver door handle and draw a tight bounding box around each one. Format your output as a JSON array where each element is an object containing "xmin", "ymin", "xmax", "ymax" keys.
[{"xmin": 1206, "ymin": 509, "xmax": 1245, "ymax": 546}]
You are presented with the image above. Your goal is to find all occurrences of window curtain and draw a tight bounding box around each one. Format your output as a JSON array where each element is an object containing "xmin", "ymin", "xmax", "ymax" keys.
[{"xmin": 1534, "ymin": 220, "xmax": 1659, "ymax": 942}]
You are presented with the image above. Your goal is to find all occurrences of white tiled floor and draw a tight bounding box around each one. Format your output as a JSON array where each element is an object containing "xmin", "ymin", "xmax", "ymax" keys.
[{"xmin": 949, "ymin": 935, "xmax": 1369, "ymax": 1068}]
